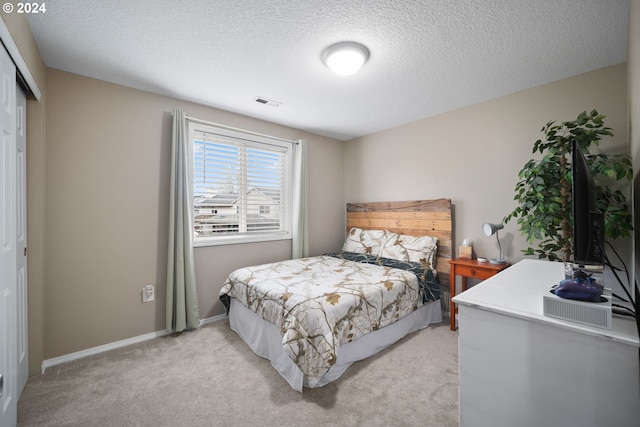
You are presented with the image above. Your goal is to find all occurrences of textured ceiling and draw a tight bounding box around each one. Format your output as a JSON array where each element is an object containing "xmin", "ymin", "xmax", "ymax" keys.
[{"xmin": 27, "ymin": 0, "xmax": 629, "ymax": 140}]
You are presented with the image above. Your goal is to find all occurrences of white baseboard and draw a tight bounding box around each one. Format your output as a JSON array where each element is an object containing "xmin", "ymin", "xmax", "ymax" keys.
[{"xmin": 41, "ymin": 314, "xmax": 227, "ymax": 374}]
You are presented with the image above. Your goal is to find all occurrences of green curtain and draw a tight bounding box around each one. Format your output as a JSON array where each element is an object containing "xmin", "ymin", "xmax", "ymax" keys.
[
  {"xmin": 292, "ymin": 139, "xmax": 309, "ymax": 259},
  {"xmin": 166, "ymin": 109, "xmax": 200, "ymax": 333}
]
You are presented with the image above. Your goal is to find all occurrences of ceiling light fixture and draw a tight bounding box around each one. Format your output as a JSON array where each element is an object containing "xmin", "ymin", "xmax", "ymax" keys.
[{"xmin": 322, "ymin": 41, "xmax": 370, "ymax": 76}]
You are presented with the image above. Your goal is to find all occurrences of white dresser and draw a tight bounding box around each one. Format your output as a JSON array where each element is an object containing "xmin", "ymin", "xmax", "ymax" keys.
[{"xmin": 452, "ymin": 259, "xmax": 640, "ymax": 427}]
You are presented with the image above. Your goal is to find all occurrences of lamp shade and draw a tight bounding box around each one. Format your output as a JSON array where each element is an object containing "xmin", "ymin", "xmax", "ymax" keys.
[
  {"xmin": 322, "ymin": 41, "xmax": 369, "ymax": 76},
  {"xmin": 482, "ymin": 222, "xmax": 504, "ymax": 237}
]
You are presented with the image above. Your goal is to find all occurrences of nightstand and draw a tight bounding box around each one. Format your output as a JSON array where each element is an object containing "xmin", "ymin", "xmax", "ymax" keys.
[{"xmin": 448, "ymin": 258, "xmax": 510, "ymax": 330}]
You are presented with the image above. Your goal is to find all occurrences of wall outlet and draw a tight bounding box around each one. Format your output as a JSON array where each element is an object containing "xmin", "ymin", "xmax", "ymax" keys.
[{"xmin": 142, "ymin": 284, "xmax": 155, "ymax": 303}]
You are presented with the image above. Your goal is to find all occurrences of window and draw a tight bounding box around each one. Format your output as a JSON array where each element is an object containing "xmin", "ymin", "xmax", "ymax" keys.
[{"xmin": 189, "ymin": 120, "xmax": 293, "ymax": 246}]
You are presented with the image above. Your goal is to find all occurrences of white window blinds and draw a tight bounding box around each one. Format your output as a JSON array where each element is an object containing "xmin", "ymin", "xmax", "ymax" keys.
[{"xmin": 190, "ymin": 122, "xmax": 293, "ymax": 244}]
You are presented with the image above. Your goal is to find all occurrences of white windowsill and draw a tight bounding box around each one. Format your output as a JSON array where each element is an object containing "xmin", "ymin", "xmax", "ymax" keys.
[{"xmin": 193, "ymin": 233, "xmax": 292, "ymax": 247}]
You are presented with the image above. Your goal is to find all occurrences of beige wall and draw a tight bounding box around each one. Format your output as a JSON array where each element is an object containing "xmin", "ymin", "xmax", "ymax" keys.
[
  {"xmin": 43, "ymin": 69, "xmax": 345, "ymax": 359},
  {"xmin": 344, "ymin": 64, "xmax": 629, "ymax": 266}
]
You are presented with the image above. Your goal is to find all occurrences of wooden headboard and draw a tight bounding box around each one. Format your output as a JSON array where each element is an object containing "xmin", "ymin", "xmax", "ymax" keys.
[{"xmin": 346, "ymin": 199, "xmax": 452, "ymax": 287}]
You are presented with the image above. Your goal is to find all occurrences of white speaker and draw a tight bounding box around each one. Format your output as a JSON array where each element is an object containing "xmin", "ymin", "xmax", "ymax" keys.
[{"xmin": 543, "ymin": 289, "xmax": 612, "ymax": 330}]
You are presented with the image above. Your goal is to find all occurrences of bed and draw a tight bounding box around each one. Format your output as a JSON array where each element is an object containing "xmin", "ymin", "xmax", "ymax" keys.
[{"xmin": 219, "ymin": 199, "xmax": 453, "ymax": 391}]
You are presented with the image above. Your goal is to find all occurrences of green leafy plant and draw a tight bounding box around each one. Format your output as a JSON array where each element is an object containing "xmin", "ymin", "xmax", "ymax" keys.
[{"xmin": 504, "ymin": 110, "xmax": 633, "ymax": 262}]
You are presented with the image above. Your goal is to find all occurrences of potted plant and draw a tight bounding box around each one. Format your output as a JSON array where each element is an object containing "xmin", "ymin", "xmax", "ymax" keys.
[{"xmin": 504, "ymin": 110, "xmax": 633, "ymax": 262}]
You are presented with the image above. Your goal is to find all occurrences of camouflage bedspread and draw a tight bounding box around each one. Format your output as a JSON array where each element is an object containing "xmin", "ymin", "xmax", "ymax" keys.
[{"xmin": 219, "ymin": 252, "xmax": 439, "ymax": 387}]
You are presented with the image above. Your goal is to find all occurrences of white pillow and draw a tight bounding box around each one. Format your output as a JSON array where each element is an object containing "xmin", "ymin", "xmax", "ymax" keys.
[
  {"xmin": 380, "ymin": 231, "xmax": 438, "ymax": 267},
  {"xmin": 342, "ymin": 227, "xmax": 387, "ymax": 256}
]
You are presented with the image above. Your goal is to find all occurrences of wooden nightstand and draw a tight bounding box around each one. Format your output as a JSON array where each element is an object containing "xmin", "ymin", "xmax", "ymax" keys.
[{"xmin": 448, "ymin": 258, "xmax": 510, "ymax": 330}]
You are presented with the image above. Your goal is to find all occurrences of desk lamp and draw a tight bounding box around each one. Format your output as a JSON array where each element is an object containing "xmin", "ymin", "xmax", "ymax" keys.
[{"xmin": 482, "ymin": 222, "xmax": 506, "ymax": 264}]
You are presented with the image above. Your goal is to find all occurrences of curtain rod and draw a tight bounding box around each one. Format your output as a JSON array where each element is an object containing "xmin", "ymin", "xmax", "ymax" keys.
[{"xmin": 185, "ymin": 114, "xmax": 298, "ymax": 145}]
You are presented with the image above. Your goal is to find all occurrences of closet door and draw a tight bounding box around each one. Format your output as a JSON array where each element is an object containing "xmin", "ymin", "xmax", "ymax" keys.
[
  {"xmin": 0, "ymin": 45, "xmax": 17, "ymax": 427},
  {"xmin": 15, "ymin": 84, "xmax": 27, "ymax": 397}
]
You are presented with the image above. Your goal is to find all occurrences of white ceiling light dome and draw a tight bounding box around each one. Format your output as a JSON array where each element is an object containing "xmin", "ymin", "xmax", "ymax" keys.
[{"xmin": 322, "ymin": 41, "xmax": 370, "ymax": 76}]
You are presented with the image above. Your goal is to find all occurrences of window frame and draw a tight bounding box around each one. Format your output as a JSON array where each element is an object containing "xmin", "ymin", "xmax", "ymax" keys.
[{"xmin": 188, "ymin": 120, "xmax": 294, "ymax": 247}]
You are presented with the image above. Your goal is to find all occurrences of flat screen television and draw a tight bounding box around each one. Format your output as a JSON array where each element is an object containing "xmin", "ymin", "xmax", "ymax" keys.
[{"xmin": 572, "ymin": 140, "xmax": 605, "ymax": 266}]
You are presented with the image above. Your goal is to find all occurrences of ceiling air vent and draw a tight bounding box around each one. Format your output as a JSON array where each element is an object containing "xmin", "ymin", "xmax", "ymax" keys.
[{"xmin": 254, "ymin": 96, "xmax": 281, "ymax": 107}]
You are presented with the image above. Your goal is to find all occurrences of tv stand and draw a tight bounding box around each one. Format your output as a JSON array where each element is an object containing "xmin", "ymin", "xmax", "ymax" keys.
[{"xmin": 452, "ymin": 259, "xmax": 639, "ymax": 427}]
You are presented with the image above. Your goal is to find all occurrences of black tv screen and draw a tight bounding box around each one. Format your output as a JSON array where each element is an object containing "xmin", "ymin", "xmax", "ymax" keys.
[{"xmin": 572, "ymin": 140, "xmax": 604, "ymax": 266}]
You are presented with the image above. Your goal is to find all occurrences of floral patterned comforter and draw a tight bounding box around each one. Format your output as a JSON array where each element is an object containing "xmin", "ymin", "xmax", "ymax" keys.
[{"xmin": 219, "ymin": 252, "xmax": 439, "ymax": 387}]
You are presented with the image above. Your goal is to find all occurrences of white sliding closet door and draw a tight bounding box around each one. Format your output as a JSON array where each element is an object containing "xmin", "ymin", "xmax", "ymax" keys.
[
  {"xmin": 0, "ymin": 45, "xmax": 17, "ymax": 427},
  {"xmin": 15, "ymin": 83, "xmax": 27, "ymax": 398}
]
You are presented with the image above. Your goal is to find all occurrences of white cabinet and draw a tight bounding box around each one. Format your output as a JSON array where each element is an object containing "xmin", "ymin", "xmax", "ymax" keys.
[{"xmin": 453, "ymin": 259, "xmax": 640, "ymax": 427}]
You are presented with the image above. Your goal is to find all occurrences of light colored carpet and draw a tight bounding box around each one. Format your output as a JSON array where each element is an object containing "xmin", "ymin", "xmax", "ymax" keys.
[{"xmin": 18, "ymin": 319, "xmax": 459, "ymax": 426}]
